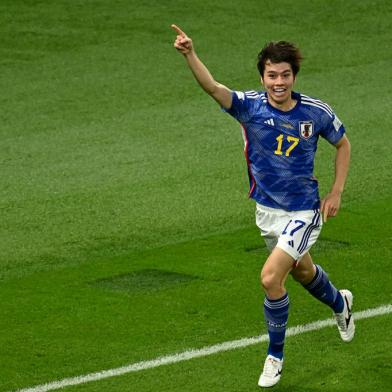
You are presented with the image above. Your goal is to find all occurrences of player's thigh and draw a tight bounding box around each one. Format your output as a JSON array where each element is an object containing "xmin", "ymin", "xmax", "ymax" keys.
[
  {"xmin": 255, "ymin": 204, "xmax": 289, "ymax": 251},
  {"xmin": 277, "ymin": 209, "xmax": 322, "ymax": 261},
  {"xmin": 261, "ymin": 247, "xmax": 295, "ymax": 285}
]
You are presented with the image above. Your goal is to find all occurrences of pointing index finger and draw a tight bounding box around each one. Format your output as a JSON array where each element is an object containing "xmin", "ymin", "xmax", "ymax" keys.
[{"xmin": 171, "ymin": 24, "xmax": 186, "ymax": 37}]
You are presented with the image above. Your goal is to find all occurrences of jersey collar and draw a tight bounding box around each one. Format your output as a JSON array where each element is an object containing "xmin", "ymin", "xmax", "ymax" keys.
[{"xmin": 266, "ymin": 91, "xmax": 301, "ymax": 114}]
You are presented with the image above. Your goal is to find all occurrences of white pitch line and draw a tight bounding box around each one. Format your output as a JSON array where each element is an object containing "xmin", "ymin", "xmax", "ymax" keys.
[{"xmin": 13, "ymin": 304, "xmax": 392, "ymax": 392}]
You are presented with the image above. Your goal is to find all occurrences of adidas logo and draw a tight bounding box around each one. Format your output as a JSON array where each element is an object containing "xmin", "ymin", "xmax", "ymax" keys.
[{"xmin": 264, "ymin": 118, "xmax": 275, "ymax": 126}]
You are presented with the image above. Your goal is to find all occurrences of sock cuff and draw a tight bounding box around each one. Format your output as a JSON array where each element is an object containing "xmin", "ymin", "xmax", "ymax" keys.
[
  {"xmin": 264, "ymin": 293, "xmax": 289, "ymax": 309},
  {"xmin": 305, "ymin": 264, "xmax": 324, "ymax": 290}
]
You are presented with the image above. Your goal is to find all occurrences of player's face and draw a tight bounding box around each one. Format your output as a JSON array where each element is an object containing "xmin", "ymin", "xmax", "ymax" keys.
[{"xmin": 262, "ymin": 61, "xmax": 296, "ymax": 111}]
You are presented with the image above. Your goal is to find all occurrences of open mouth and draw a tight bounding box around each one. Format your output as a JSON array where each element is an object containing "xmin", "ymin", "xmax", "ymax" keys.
[{"xmin": 272, "ymin": 88, "xmax": 286, "ymax": 95}]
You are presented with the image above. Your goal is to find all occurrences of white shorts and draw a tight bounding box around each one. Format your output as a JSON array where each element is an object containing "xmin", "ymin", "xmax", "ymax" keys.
[{"xmin": 255, "ymin": 203, "xmax": 322, "ymax": 261}]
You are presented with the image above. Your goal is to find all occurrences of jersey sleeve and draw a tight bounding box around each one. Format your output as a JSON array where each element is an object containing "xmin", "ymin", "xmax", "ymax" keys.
[
  {"xmin": 320, "ymin": 111, "xmax": 346, "ymax": 145},
  {"xmin": 224, "ymin": 90, "xmax": 259, "ymax": 123}
]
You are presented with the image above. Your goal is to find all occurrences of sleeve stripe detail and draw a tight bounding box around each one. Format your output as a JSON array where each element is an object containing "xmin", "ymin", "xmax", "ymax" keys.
[
  {"xmin": 301, "ymin": 95, "xmax": 334, "ymax": 117},
  {"xmin": 301, "ymin": 101, "xmax": 333, "ymax": 118},
  {"xmin": 244, "ymin": 91, "xmax": 266, "ymax": 100},
  {"xmin": 301, "ymin": 101, "xmax": 334, "ymax": 118},
  {"xmin": 301, "ymin": 94, "xmax": 334, "ymax": 111},
  {"xmin": 245, "ymin": 90, "xmax": 258, "ymax": 95}
]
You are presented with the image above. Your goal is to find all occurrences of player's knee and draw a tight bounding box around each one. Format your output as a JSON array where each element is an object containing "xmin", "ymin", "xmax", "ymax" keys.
[{"xmin": 260, "ymin": 271, "xmax": 280, "ymax": 292}]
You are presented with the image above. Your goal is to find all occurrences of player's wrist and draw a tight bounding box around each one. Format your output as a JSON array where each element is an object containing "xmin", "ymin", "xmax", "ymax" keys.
[
  {"xmin": 184, "ymin": 48, "xmax": 196, "ymax": 58},
  {"xmin": 330, "ymin": 188, "xmax": 343, "ymax": 196}
]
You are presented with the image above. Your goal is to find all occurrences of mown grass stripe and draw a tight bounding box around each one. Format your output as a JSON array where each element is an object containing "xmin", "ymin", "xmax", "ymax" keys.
[{"xmin": 14, "ymin": 304, "xmax": 392, "ymax": 392}]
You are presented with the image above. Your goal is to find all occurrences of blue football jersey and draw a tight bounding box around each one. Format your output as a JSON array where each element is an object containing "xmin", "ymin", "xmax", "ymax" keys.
[{"xmin": 225, "ymin": 91, "xmax": 345, "ymax": 211}]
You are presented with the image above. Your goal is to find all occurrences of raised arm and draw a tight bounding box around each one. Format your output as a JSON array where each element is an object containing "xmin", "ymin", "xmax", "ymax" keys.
[
  {"xmin": 171, "ymin": 24, "xmax": 233, "ymax": 109},
  {"xmin": 320, "ymin": 134, "xmax": 351, "ymax": 222}
]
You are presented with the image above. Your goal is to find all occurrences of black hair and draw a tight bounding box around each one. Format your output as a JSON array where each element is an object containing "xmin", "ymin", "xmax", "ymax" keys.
[{"xmin": 257, "ymin": 41, "xmax": 303, "ymax": 77}]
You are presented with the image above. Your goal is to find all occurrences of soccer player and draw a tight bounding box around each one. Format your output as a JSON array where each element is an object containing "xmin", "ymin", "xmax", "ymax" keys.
[{"xmin": 171, "ymin": 24, "xmax": 355, "ymax": 388}]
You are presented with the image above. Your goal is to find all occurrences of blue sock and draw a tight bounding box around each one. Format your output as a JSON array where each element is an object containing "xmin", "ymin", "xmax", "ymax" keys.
[
  {"xmin": 304, "ymin": 264, "xmax": 344, "ymax": 313},
  {"xmin": 264, "ymin": 293, "xmax": 289, "ymax": 360}
]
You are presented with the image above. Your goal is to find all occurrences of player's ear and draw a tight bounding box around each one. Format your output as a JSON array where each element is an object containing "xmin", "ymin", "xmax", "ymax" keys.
[{"xmin": 260, "ymin": 76, "xmax": 264, "ymax": 86}]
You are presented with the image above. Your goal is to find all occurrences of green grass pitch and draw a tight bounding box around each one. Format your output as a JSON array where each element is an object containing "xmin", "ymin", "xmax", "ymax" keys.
[{"xmin": 1, "ymin": 0, "xmax": 392, "ymax": 391}]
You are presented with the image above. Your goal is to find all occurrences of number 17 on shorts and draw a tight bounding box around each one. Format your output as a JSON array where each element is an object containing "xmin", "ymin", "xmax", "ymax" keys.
[
  {"xmin": 255, "ymin": 204, "xmax": 322, "ymax": 261},
  {"xmin": 278, "ymin": 209, "xmax": 322, "ymax": 260}
]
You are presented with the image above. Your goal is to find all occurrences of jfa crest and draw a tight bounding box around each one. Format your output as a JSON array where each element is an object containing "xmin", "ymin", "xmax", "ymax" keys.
[{"xmin": 299, "ymin": 121, "xmax": 314, "ymax": 140}]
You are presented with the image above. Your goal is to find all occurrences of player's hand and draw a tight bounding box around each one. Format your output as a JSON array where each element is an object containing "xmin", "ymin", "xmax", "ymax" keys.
[
  {"xmin": 320, "ymin": 191, "xmax": 342, "ymax": 223},
  {"xmin": 171, "ymin": 24, "xmax": 193, "ymax": 55}
]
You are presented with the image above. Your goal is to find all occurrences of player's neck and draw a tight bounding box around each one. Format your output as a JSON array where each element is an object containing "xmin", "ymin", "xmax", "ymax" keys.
[{"xmin": 268, "ymin": 97, "xmax": 297, "ymax": 112}]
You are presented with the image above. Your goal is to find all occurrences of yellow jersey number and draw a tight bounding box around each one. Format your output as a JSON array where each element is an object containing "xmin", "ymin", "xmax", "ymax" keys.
[{"xmin": 274, "ymin": 134, "xmax": 299, "ymax": 157}]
